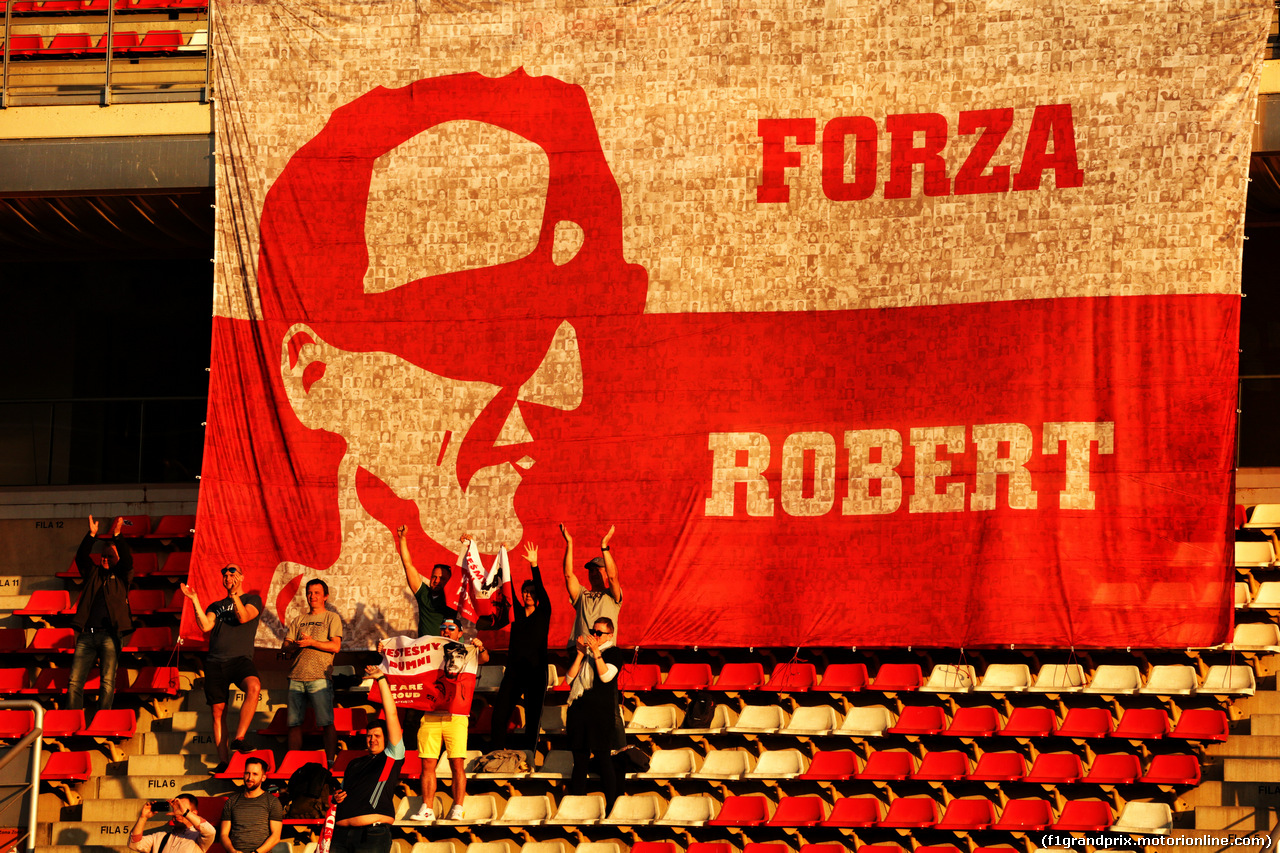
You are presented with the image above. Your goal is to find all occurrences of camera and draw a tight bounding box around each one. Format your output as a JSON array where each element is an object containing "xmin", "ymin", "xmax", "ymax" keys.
[{"xmin": 150, "ymin": 800, "xmax": 170, "ymax": 813}]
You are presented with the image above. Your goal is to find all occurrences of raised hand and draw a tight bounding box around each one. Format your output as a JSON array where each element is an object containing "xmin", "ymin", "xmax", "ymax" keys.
[
  {"xmin": 601, "ymin": 525, "xmax": 615, "ymax": 547},
  {"xmin": 180, "ymin": 583, "xmax": 198, "ymax": 600},
  {"xmin": 88, "ymin": 515, "xmax": 99, "ymax": 538},
  {"xmin": 521, "ymin": 543, "xmax": 538, "ymax": 565},
  {"xmin": 559, "ymin": 524, "xmax": 572, "ymax": 544},
  {"xmin": 110, "ymin": 516, "xmax": 124, "ymax": 538}
]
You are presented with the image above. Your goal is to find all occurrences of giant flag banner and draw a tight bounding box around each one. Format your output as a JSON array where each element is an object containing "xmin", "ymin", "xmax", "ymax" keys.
[
  {"xmin": 379, "ymin": 635, "xmax": 479, "ymax": 714},
  {"xmin": 187, "ymin": 0, "xmax": 1271, "ymax": 650}
]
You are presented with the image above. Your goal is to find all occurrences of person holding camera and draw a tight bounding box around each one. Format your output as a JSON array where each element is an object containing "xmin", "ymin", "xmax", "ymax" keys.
[{"xmin": 128, "ymin": 795, "xmax": 215, "ymax": 853}]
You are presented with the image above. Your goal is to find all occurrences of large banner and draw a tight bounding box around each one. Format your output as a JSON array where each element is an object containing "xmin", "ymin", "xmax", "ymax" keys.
[
  {"xmin": 379, "ymin": 635, "xmax": 479, "ymax": 714},
  {"xmin": 187, "ymin": 0, "xmax": 1270, "ymax": 649}
]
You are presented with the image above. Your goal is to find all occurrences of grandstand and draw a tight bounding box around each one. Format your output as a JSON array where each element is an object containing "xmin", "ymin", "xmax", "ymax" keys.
[{"xmin": 4, "ymin": 0, "xmax": 1280, "ymax": 852}]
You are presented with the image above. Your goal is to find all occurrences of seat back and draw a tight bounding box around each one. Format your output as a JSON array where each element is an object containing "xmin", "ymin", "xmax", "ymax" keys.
[
  {"xmin": 1025, "ymin": 751, "xmax": 1083, "ymax": 783},
  {"xmin": 801, "ymin": 750, "xmax": 859, "ymax": 780},
  {"xmin": 1085, "ymin": 752, "xmax": 1142, "ymax": 784}
]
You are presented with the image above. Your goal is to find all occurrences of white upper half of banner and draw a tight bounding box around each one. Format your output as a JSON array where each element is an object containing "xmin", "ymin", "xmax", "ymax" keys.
[{"xmin": 211, "ymin": 0, "xmax": 1270, "ymax": 320}]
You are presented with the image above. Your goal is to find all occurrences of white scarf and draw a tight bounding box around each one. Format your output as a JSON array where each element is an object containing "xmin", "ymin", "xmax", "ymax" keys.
[{"xmin": 568, "ymin": 640, "xmax": 615, "ymax": 706}]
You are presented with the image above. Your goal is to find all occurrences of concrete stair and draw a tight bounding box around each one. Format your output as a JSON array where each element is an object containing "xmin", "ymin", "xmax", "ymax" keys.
[
  {"xmin": 1192, "ymin": 688, "xmax": 1280, "ymax": 834},
  {"xmin": 90, "ymin": 773, "xmax": 236, "ymax": 799}
]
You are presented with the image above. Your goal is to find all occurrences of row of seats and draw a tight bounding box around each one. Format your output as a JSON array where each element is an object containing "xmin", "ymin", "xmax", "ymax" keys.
[
  {"xmin": 7, "ymin": 0, "xmax": 204, "ymax": 11},
  {"xmin": 1, "ymin": 30, "xmax": 205, "ymax": 57},
  {"xmin": 56, "ymin": 549, "xmax": 189, "ymax": 579},
  {"xmin": 0, "ymin": 625, "xmax": 181, "ymax": 653},
  {"xmin": 0, "ymin": 707, "xmax": 136, "ymax": 738},
  {"xmin": 0, "ymin": 664, "xmax": 180, "ymax": 695},
  {"xmin": 16, "ymin": 587, "xmax": 183, "ymax": 616},
  {"xmin": 620, "ymin": 702, "xmax": 1231, "ymax": 741},
  {"xmin": 613, "ymin": 660, "xmax": 1257, "ymax": 695}
]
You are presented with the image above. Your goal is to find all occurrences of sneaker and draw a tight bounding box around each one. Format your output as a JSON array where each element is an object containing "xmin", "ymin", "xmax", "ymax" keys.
[
  {"xmin": 408, "ymin": 804, "xmax": 435, "ymax": 822},
  {"xmin": 209, "ymin": 760, "xmax": 229, "ymax": 776},
  {"xmin": 229, "ymin": 738, "xmax": 247, "ymax": 752},
  {"xmin": 445, "ymin": 805, "xmax": 465, "ymax": 820}
]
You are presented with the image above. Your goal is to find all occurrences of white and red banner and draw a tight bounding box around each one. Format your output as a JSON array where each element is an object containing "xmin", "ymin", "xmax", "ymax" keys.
[
  {"xmin": 378, "ymin": 635, "xmax": 479, "ymax": 714},
  {"xmin": 185, "ymin": 0, "xmax": 1271, "ymax": 649},
  {"xmin": 456, "ymin": 541, "xmax": 511, "ymax": 624}
]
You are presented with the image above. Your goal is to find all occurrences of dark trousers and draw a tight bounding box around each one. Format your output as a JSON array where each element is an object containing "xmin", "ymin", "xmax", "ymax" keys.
[
  {"xmin": 567, "ymin": 702, "xmax": 620, "ymax": 813},
  {"xmin": 489, "ymin": 660, "xmax": 547, "ymax": 750},
  {"xmin": 68, "ymin": 629, "xmax": 119, "ymax": 712},
  {"xmin": 329, "ymin": 823, "xmax": 392, "ymax": 853}
]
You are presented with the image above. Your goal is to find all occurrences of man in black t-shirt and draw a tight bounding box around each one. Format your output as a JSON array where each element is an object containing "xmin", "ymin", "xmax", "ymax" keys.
[
  {"xmin": 183, "ymin": 564, "xmax": 263, "ymax": 773},
  {"xmin": 69, "ymin": 515, "xmax": 134, "ymax": 713},
  {"xmin": 330, "ymin": 665, "xmax": 404, "ymax": 853},
  {"xmin": 394, "ymin": 525, "xmax": 456, "ymax": 637}
]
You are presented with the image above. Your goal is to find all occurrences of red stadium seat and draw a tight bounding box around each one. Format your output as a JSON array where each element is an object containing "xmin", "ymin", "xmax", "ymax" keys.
[
  {"xmin": 1056, "ymin": 707, "xmax": 1113, "ymax": 738},
  {"xmin": 661, "ymin": 663, "xmax": 713, "ymax": 689},
  {"xmin": 122, "ymin": 666, "xmax": 180, "ymax": 695},
  {"xmin": 857, "ymin": 749, "xmax": 916, "ymax": 780},
  {"xmin": 270, "ymin": 749, "xmax": 327, "ymax": 779},
  {"xmin": 122, "ymin": 627, "xmax": 173, "ymax": 652},
  {"xmin": 7, "ymin": 1, "xmax": 40, "ymax": 10},
  {"xmin": 156, "ymin": 551, "xmax": 192, "ymax": 577},
  {"xmin": 635, "ymin": 845, "xmax": 681, "ymax": 853},
  {"xmin": 708, "ymin": 795, "xmax": 772, "ymax": 827},
  {"xmin": 1084, "ymin": 752, "xmax": 1142, "ymax": 784},
  {"xmin": 0, "ymin": 710, "xmax": 35, "ymax": 739},
  {"xmin": 97, "ymin": 515, "xmax": 150, "ymax": 538},
  {"xmin": 818, "ymin": 663, "xmax": 868, "ymax": 691},
  {"xmin": 400, "ymin": 750, "xmax": 421, "ymax": 780},
  {"xmin": 147, "ymin": 515, "xmax": 196, "ymax": 538},
  {"xmin": 967, "ymin": 751, "xmax": 1026, "ymax": 781},
  {"xmin": 799, "ymin": 846, "xmax": 849, "ymax": 853},
  {"xmin": 28, "ymin": 628, "xmax": 76, "ymax": 654},
  {"xmin": 90, "ymin": 30, "xmax": 140, "ymax": 55},
  {"xmin": 81, "ymin": 709, "xmax": 137, "ymax": 738},
  {"xmin": 127, "ymin": 589, "xmax": 168, "ymax": 616},
  {"xmin": 887, "ymin": 704, "xmax": 946, "ymax": 735},
  {"xmin": 15, "ymin": 590, "xmax": 71, "ymax": 616},
  {"xmin": 132, "ymin": 29, "xmax": 185, "ymax": 53},
  {"xmin": 1171, "ymin": 708, "xmax": 1229, "ymax": 742},
  {"xmin": 1112, "ymin": 708, "xmax": 1169, "ymax": 740},
  {"xmin": 879, "ymin": 795, "xmax": 938, "ymax": 828},
  {"xmin": 799, "ymin": 750, "xmax": 860, "ymax": 780},
  {"xmin": 992, "ymin": 798, "xmax": 1053, "ymax": 831},
  {"xmin": 768, "ymin": 796, "xmax": 826, "ymax": 827},
  {"xmin": 196, "ymin": 796, "xmax": 226, "ymax": 825},
  {"xmin": 1001, "ymin": 705, "xmax": 1057, "ymax": 737},
  {"xmin": 1141, "ymin": 753, "xmax": 1201, "ymax": 785},
  {"xmin": 0, "ymin": 669, "xmax": 33, "ymax": 694},
  {"xmin": 912, "ymin": 750, "xmax": 970, "ymax": 781},
  {"xmin": 38, "ymin": 32, "xmax": 91, "ymax": 55},
  {"xmin": 868, "ymin": 663, "xmax": 922, "ymax": 691},
  {"xmin": 1, "ymin": 35, "xmax": 43, "ymax": 57},
  {"xmin": 936, "ymin": 797, "xmax": 996, "ymax": 831},
  {"xmin": 330, "ymin": 749, "xmax": 369, "ymax": 778},
  {"xmin": 1051, "ymin": 798, "xmax": 1113, "ymax": 831},
  {"xmin": 258, "ymin": 707, "xmax": 294, "ymax": 736},
  {"xmin": 1023, "ymin": 751, "xmax": 1083, "ymax": 784},
  {"xmin": 160, "ymin": 589, "xmax": 184, "ymax": 614},
  {"xmin": 715, "ymin": 662, "xmax": 765, "ymax": 690},
  {"xmin": 743, "ymin": 846, "xmax": 791, "ymax": 853},
  {"xmin": 33, "ymin": 668, "xmax": 75, "ymax": 694},
  {"xmin": 41, "ymin": 750, "xmax": 92, "ymax": 781},
  {"xmin": 42, "ymin": 709, "xmax": 87, "ymax": 737},
  {"xmin": 215, "ymin": 749, "xmax": 276, "ymax": 779},
  {"xmin": 821, "ymin": 796, "xmax": 883, "ymax": 827},
  {"xmin": 40, "ymin": 1, "xmax": 87, "ymax": 11},
  {"xmin": 917, "ymin": 847, "xmax": 963, "ymax": 853},
  {"xmin": 618, "ymin": 663, "xmax": 662, "ymax": 691},
  {"xmin": 944, "ymin": 705, "xmax": 1001, "ymax": 736},
  {"xmin": 765, "ymin": 661, "xmax": 817, "ymax": 691},
  {"xmin": 331, "ymin": 707, "xmax": 368, "ymax": 736},
  {"xmin": 0, "ymin": 631, "xmax": 25, "ymax": 654}
]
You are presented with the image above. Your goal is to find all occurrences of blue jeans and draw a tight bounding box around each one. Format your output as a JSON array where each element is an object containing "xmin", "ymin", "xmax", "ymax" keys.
[
  {"xmin": 288, "ymin": 677, "xmax": 334, "ymax": 726},
  {"xmin": 68, "ymin": 629, "xmax": 119, "ymax": 711}
]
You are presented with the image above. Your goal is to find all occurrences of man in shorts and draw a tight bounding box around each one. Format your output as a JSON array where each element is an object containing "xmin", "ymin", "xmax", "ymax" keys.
[
  {"xmin": 282, "ymin": 579, "xmax": 343, "ymax": 764},
  {"xmin": 182, "ymin": 564, "xmax": 263, "ymax": 774},
  {"xmin": 408, "ymin": 618, "xmax": 488, "ymax": 821}
]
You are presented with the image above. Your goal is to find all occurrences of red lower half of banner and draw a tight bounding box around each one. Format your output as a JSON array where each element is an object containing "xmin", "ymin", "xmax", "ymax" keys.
[{"xmin": 187, "ymin": 294, "xmax": 1238, "ymax": 649}]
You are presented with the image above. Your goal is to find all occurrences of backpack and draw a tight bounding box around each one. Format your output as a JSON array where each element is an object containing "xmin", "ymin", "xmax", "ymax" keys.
[
  {"xmin": 285, "ymin": 761, "xmax": 339, "ymax": 820},
  {"xmin": 467, "ymin": 750, "xmax": 529, "ymax": 774},
  {"xmin": 684, "ymin": 691, "xmax": 715, "ymax": 728}
]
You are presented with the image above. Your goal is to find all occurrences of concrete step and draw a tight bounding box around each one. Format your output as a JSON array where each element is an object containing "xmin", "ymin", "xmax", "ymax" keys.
[
  {"xmin": 1251, "ymin": 713, "xmax": 1280, "ymax": 735},
  {"xmin": 136, "ymin": 731, "xmax": 219, "ymax": 755},
  {"xmin": 1156, "ymin": 830, "xmax": 1273, "ymax": 853},
  {"xmin": 90, "ymin": 774, "xmax": 238, "ymax": 800},
  {"xmin": 125, "ymin": 753, "xmax": 216, "ymax": 777},
  {"xmin": 49, "ymin": 822, "xmax": 139, "ymax": 849},
  {"xmin": 1194, "ymin": 805, "xmax": 1271, "ymax": 831},
  {"xmin": 1233, "ymin": 689, "xmax": 1280, "ymax": 716},
  {"xmin": 147, "ymin": 710, "xmax": 208, "ymax": 732},
  {"xmin": 1177, "ymin": 780, "xmax": 1280, "ymax": 809},
  {"xmin": 80, "ymin": 798, "xmax": 223, "ymax": 823},
  {"xmin": 1206, "ymin": 734, "xmax": 1280, "ymax": 758},
  {"xmin": 1225, "ymin": 757, "xmax": 1280, "ymax": 782}
]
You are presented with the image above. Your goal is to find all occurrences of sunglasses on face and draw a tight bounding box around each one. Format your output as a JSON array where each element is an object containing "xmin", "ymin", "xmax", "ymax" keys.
[
  {"xmin": 588, "ymin": 629, "xmax": 612, "ymax": 637},
  {"xmin": 221, "ymin": 568, "xmax": 239, "ymax": 576}
]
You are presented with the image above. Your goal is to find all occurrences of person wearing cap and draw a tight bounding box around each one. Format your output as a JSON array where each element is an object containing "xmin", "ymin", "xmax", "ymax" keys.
[
  {"xmin": 408, "ymin": 618, "xmax": 489, "ymax": 822},
  {"xmin": 69, "ymin": 514, "xmax": 134, "ymax": 713},
  {"xmin": 395, "ymin": 525, "xmax": 457, "ymax": 638},
  {"xmin": 560, "ymin": 524, "xmax": 622, "ymax": 649},
  {"xmin": 182, "ymin": 564, "xmax": 264, "ymax": 774}
]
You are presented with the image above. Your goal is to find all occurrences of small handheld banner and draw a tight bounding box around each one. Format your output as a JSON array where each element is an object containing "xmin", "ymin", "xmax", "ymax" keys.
[
  {"xmin": 377, "ymin": 634, "xmax": 479, "ymax": 714},
  {"xmin": 455, "ymin": 540, "xmax": 510, "ymax": 623},
  {"xmin": 316, "ymin": 802, "xmax": 337, "ymax": 853}
]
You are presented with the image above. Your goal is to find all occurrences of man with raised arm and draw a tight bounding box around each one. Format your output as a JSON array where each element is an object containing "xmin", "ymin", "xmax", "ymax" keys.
[
  {"xmin": 128, "ymin": 795, "xmax": 216, "ymax": 853},
  {"xmin": 329, "ymin": 665, "xmax": 405, "ymax": 853},
  {"xmin": 396, "ymin": 525, "xmax": 456, "ymax": 637},
  {"xmin": 282, "ymin": 579, "xmax": 343, "ymax": 764},
  {"xmin": 220, "ymin": 756, "xmax": 283, "ymax": 853},
  {"xmin": 489, "ymin": 542, "xmax": 552, "ymax": 750},
  {"xmin": 561, "ymin": 524, "xmax": 622, "ymax": 648},
  {"xmin": 69, "ymin": 514, "xmax": 133, "ymax": 713},
  {"xmin": 182, "ymin": 564, "xmax": 263, "ymax": 775}
]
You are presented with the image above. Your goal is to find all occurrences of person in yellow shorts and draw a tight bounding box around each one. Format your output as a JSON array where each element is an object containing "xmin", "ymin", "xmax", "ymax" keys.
[{"xmin": 409, "ymin": 619, "xmax": 489, "ymax": 821}]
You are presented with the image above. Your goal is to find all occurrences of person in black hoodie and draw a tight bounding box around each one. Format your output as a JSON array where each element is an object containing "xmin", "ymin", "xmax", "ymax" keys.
[
  {"xmin": 69, "ymin": 514, "xmax": 133, "ymax": 712},
  {"xmin": 488, "ymin": 543, "xmax": 551, "ymax": 751}
]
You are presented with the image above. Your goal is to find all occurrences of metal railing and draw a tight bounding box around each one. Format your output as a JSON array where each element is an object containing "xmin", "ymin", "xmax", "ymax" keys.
[
  {"xmin": 0, "ymin": 701, "xmax": 42, "ymax": 853},
  {"xmin": 1, "ymin": 0, "xmax": 210, "ymax": 107}
]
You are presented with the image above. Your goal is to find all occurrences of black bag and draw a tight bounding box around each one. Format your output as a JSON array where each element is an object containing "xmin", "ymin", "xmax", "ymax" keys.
[
  {"xmin": 285, "ymin": 761, "xmax": 339, "ymax": 820},
  {"xmin": 614, "ymin": 743, "xmax": 651, "ymax": 772},
  {"xmin": 684, "ymin": 692, "xmax": 715, "ymax": 728}
]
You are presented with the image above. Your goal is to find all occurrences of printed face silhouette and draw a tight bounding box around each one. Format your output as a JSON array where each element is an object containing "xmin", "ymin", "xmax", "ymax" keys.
[{"xmin": 257, "ymin": 72, "xmax": 647, "ymax": 646}]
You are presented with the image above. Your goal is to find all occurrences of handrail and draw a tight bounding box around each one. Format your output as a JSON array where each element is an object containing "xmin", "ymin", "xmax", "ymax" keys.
[{"xmin": 0, "ymin": 700, "xmax": 43, "ymax": 853}]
